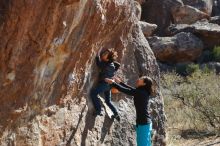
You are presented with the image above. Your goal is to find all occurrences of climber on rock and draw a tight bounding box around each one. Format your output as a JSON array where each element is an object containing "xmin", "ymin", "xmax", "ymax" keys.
[
  {"xmin": 105, "ymin": 76, "xmax": 156, "ymax": 146},
  {"xmin": 90, "ymin": 48, "xmax": 121, "ymax": 121}
]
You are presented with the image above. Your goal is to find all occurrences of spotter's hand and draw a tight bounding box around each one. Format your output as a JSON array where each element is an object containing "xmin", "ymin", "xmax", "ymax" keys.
[
  {"xmin": 104, "ymin": 78, "xmax": 115, "ymax": 84},
  {"xmin": 113, "ymin": 77, "xmax": 122, "ymax": 83}
]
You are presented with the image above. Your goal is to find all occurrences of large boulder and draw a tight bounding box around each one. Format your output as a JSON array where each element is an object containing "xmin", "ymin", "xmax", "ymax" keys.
[
  {"xmin": 135, "ymin": 0, "xmax": 146, "ymax": 5},
  {"xmin": 201, "ymin": 62, "xmax": 220, "ymax": 73},
  {"xmin": 134, "ymin": 1, "xmax": 142, "ymax": 20},
  {"xmin": 172, "ymin": 5, "xmax": 210, "ymax": 24},
  {"xmin": 210, "ymin": 16, "xmax": 220, "ymax": 25},
  {"xmin": 148, "ymin": 32, "xmax": 204, "ymax": 63},
  {"xmin": 141, "ymin": 0, "xmax": 183, "ymax": 36},
  {"xmin": 127, "ymin": 23, "xmax": 166, "ymax": 145},
  {"xmin": 0, "ymin": 0, "xmax": 166, "ymax": 146},
  {"xmin": 138, "ymin": 21, "xmax": 157, "ymax": 37},
  {"xmin": 182, "ymin": 0, "xmax": 214, "ymax": 15},
  {"xmin": 167, "ymin": 20, "xmax": 220, "ymax": 49}
]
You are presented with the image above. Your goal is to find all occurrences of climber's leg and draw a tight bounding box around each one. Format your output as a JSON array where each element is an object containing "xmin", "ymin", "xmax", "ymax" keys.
[
  {"xmin": 90, "ymin": 82, "xmax": 110, "ymax": 115},
  {"xmin": 104, "ymin": 90, "xmax": 118, "ymax": 116},
  {"xmin": 136, "ymin": 122, "xmax": 152, "ymax": 146}
]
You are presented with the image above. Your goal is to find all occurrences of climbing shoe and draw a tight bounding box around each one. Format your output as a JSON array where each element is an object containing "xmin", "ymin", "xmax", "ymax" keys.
[
  {"xmin": 93, "ymin": 111, "xmax": 103, "ymax": 117},
  {"xmin": 111, "ymin": 114, "xmax": 120, "ymax": 122}
]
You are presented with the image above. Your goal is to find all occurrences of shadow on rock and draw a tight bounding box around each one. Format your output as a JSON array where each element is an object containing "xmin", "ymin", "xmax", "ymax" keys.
[
  {"xmin": 66, "ymin": 105, "xmax": 86, "ymax": 146},
  {"xmin": 80, "ymin": 111, "xmax": 96, "ymax": 146},
  {"xmin": 100, "ymin": 114, "xmax": 114, "ymax": 143},
  {"xmin": 180, "ymin": 129, "xmax": 216, "ymax": 139}
]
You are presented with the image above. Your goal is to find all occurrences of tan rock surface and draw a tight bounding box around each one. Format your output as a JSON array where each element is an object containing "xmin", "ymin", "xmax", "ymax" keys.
[
  {"xmin": 0, "ymin": 0, "xmax": 165, "ymax": 146},
  {"xmin": 172, "ymin": 5, "xmax": 210, "ymax": 24},
  {"xmin": 182, "ymin": 0, "xmax": 214, "ymax": 15}
]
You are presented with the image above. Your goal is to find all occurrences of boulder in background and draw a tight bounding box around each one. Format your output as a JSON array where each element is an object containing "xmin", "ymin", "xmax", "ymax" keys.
[
  {"xmin": 138, "ymin": 21, "xmax": 157, "ymax": 37},
  {"xmin": 172, "ymin": 5, "xmax": 210, "ymax": 24},
  {"xmin": 182, "ymin": 0, "xmax": 213, "ymax": 15},
  {"xmin": 210, "ymin": 16, "xmax": 220, "ymax": 25},
  {"xmin": 148, "ymin": 32, "xmax": 204, "ymax": 63},
  {"xmin": 167, "ymin": 20, "xmax": 220, "ymax": 49},
  {"xmin": 201, "ymin": 62, "xmax": 220, "ymax": 73},
  {"xmin": 141, "ymin": 0, "xmax": 183, "ymax": 36}
]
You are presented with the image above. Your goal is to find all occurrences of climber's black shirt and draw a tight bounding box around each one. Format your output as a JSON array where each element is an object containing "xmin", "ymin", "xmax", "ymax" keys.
[
  {"xmin": 96, "ymin": 56, "xmax": 120, "ymax": 80},
  {"xmin": 112, "ymin": 82, "xmax": 151, "ymax": 125}
]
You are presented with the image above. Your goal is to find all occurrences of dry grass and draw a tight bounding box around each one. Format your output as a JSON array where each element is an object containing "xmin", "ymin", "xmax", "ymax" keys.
[
  {"xmin": 160, "ymin": 70, "xmax": 220, "ymax": 145},
  {"xmin": 168, "ymin": 136, "xmax": 220, "ymax": 146}
]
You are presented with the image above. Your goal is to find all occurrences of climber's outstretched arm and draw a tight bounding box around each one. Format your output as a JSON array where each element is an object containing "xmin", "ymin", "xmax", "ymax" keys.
[{"xmin": 95, "ymin": 49, "xmax": 105, "ymax": 68}]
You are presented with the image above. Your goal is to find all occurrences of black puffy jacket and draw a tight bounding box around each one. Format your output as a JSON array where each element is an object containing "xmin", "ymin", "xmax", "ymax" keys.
[{"xmin": 96, "ymin": 56, "xmax": 120, "ymax": 81}]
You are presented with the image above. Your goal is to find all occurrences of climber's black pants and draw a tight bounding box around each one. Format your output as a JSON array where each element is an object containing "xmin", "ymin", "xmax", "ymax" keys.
[{"xmin": 90, "ymin": 81, "xmax": 118, "ymax": 115}]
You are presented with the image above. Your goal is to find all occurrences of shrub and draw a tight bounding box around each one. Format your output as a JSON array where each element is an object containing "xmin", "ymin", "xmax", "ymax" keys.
[
  {"xmin": 212, "ymin": 46, "xmax": 220, "ymax": 62},
  {"xmin": 176, "ymin": 64, "xmax": 187, "ymax": 75},
  {"xmin": 161, "ymin": 71, "xmax": 220, "ymax": 136},
  {"xmin": 175, "ymin": 64, "xmax": 200, "ymax": 76},
  {"xmin": 202, "ymin": 64, "xmax": 211, "ymax": 74},
  {"xmin": 186, "ymin": 64, "xmax": 200, "ymax": 75}
]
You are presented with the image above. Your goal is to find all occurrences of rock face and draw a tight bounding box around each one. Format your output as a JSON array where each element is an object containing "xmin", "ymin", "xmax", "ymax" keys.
[
  {"xmin": 148, "ymin": 32, "xmax": 204, "ymax": 63},
  {"xmin": 167, "ymin": 20, "xmax": 220, "ymax": 49},
  {"xmin": 172, "ymin": 5, "xmax": 210, "ymax": 24},
  {"xmin": 135, "ymin": 0, "xmax": 146, "ymax": 5},
  {"xmin": 141, "ymin": 0, "xmax": 183, "ymax": 36},
  {"xmin": 182, "ymin": 0, "xmax": 214, "ymax": 15},
  {"xmin": 0, "ymin": 0, "xmax": 165, "ymax": 146},
  {"xmin": 138, "ymin": 21, "xmax": 157, "ymax": 37}
]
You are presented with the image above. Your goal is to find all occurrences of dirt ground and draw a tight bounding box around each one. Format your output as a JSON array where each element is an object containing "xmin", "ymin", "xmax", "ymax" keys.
[{"xmin": 168, "ymin": 135, "xmax": 220, "ymax": 146}]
